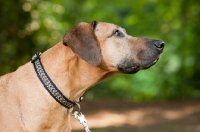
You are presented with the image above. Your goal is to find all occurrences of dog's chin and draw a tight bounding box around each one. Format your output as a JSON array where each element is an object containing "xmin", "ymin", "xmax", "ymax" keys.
[
  {"xmin": 140, "ymin": 58, "xmax": 159, "ymax": 70},
  {"xmin": 118, "ymin": 58, "xmax": 159, "ymax": 74},
  {"xmin": 118, "ymin": 66, "xmax": 140, "ymax": 74}
]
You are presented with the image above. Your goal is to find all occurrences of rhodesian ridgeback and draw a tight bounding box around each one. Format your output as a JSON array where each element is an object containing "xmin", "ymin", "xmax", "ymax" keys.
[{"xmin": 0, "ymin": 21, "xmax": 164, "ymax": 132}]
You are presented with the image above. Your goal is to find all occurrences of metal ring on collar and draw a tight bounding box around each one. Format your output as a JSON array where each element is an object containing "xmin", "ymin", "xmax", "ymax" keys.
[{"xmin": 68, "ymin": 102, "xmax": 81, "ymax": 116}]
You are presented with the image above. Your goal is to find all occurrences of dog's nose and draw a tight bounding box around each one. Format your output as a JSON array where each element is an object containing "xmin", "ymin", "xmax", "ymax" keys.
[{"xmin": 153, "ymin": 40, "xmax": 164, "ymax": 51}]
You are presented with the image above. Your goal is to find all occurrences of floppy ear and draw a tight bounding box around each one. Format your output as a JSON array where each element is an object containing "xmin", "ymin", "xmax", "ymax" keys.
[{"xmin": 63, "ymin": 21, "xmax": 101, "ymax": 66}]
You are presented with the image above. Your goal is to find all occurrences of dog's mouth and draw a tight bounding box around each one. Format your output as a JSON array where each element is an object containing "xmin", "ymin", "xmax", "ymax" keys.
[
  {"xmin": 118, "ymin": 57, "xmax": 160, "ymax": 74},
  {"xmin": 118, "ymin": 65, "xmax": 139, "ymax": 74}
]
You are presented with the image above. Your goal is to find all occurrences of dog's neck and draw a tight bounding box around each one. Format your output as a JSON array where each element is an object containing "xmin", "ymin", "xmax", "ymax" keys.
[{"xmin": 39, "ymin": 42, "xmax": 112, "ymax": 102}]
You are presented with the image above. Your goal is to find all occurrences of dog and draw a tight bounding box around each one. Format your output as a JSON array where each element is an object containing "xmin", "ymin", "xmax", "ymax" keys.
[{"xmin": 0, "ymin": 21, "xmax": 164, "ymax": 132}]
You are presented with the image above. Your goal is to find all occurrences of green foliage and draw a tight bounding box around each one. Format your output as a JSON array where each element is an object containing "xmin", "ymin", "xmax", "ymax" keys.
[{"xmin": 0, "ymin": 0, "xmax": 200, "ymax": 101}]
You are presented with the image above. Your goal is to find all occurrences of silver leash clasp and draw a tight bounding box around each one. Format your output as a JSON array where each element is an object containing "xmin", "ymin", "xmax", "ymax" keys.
[{"xmin": 68, "ymin": 102, "xmax": 91, "ymax": 132}]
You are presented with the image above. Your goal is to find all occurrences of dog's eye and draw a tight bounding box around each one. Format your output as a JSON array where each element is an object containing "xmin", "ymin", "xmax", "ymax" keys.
[{"xmin": 113, "ymin": 29, "xmax": 124, "ymax": 37}]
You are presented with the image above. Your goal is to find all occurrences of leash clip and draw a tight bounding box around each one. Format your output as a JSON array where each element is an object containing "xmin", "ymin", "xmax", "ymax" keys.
[
  {"xmin": 31, "ymin": 52, "xmax": 42, "ymax": 63},
  {"xmin": 68, "ymin": 102, "xmax": 91, "ymax": 132}
]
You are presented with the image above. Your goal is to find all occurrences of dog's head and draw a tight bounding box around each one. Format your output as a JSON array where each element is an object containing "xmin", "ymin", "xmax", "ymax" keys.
[{"xmin": 63, "ymin": 21, "xmax": 164, "ymax": 74}]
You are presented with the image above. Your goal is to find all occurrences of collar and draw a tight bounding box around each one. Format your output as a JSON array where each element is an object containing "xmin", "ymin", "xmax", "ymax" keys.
[{"xmin": 31, "ymin": 52, "xmax": 78, "ymax": 109}]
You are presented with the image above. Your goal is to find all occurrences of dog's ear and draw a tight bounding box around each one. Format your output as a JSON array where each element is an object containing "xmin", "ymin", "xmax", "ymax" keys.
[{"xmin": 63, "ymin": 21, "xmax": 101, "ymax": 66}]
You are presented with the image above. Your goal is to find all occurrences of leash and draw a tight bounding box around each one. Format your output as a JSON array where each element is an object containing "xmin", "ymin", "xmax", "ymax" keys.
[{"xmin": 31, "ymin": 52, "xmax": 91, "ymax": 132}]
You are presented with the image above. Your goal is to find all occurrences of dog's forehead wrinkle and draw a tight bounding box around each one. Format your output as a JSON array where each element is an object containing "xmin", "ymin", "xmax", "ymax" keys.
[{"xmin": 99, "ymin": 22, "xmax": 118, "ymax": 31}]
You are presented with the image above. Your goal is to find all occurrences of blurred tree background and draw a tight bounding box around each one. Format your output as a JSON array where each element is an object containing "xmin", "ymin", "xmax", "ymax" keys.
[{"xmin": 0, "ymin": 0, "xmax": 200, "ymax": 102}]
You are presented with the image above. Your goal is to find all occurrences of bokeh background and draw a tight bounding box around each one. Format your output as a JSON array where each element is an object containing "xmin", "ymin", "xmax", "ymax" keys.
[{"xmin": 0, "ymin": 0, "xmax": 200, "ymax": 132}]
